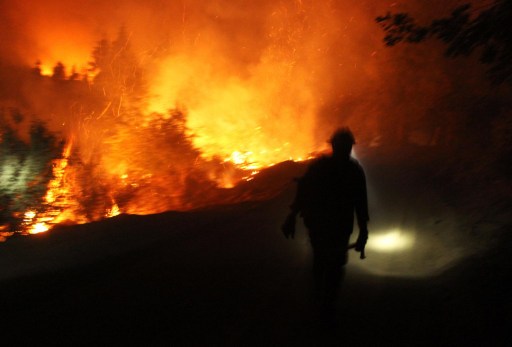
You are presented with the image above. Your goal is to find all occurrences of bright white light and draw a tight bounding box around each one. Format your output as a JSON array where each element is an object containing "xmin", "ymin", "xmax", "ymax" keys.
[{"xmin": 367, "ymin": 229, "xmax": 415, "ymax": 252}]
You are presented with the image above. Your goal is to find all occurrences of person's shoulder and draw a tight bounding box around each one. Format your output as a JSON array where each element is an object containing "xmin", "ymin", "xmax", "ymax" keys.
[
  {"xmin": 349, "ymin": 157, "xmax": 361, "ymax": 166},
  {"xmin": 349, "ymin": 157, "xmax": 365, "ymax": 173}
]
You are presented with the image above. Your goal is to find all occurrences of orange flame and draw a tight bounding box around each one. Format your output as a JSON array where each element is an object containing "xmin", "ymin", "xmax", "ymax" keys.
[
  {"xmin": 6, "ymin": 1, "xmax": 357, "ymax": 238},
  {"xmin": 23, "ymin": 140, "xmax": 87, "ymax": 234}
]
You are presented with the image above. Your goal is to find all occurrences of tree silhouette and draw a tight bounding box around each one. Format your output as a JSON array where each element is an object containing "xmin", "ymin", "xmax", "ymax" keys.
[
  {"xmin": 88, "ymin": 27, "xmax": 147, "ymax": 119},
  {"xmin": 376, "ymin": 0, "xmax": 512, "ymax": 84},
  {"xmin": 32, "ymin": 60, "xmax": 42, "ymax": 76},
  {"xmin": 89, "ymin": 38, "xmax": 111, "ymax": 74},
  {"xmin": 52, "ymin": 62, "xmax": 66, "ymax": 80}
]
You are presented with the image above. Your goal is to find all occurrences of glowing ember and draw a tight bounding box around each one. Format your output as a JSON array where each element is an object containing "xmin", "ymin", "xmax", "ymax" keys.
[
  {"xmin": 106, "ymin": 203, "xmax": 121, "ymax": 218},
  {"xmin": 0, "ymin": 225, "xmax": 14, "ymax": 242},
  {"xmin": 29, "ymin": 223, "xmax": 49, "ymax": 234},
  {"xmin": 24, "ymin": 210, "xmax": 37, "ymax": 220},
  {"xmin": 0, "ymin": 232, "xmax": 14, "ymax": 242}
]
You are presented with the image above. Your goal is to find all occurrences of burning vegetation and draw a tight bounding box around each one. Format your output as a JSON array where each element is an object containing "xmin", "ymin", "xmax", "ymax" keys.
[
  {"xmin": 1, "ymin": 0, "xmax": 511, "ymax": 239},
  {"xmin": 0, "ymin": 23, "xmax": 318, "ymax": 236},
  {"xmin": 0, "ymin": 1, "xmax": 330, "ymax": 236}
]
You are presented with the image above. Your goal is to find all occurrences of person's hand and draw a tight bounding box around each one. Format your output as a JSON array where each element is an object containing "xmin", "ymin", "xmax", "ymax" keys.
[
  {"xmin": 355, "ymin": 228, "xmax": 368, "ymax": 258},
  {"xmin": 281, "ymin": 213, "xmax": 296, "ymax": 239}
]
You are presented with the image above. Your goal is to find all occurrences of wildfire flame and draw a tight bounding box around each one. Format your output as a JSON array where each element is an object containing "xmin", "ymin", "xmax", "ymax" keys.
[
  {"xmin": 1, "ymin": 0, "xmax": 357, "ymax": 238},
  {"xmin": 21, "ymin": 140, "xmax": 91, "ymax": 235},
  {"xmin": 106, "ymin": 202, "xmax": 121, "ymax": 218}
]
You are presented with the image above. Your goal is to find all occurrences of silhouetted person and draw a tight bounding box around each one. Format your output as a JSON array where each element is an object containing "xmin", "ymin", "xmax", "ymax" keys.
[{"xmin": 282, "ymin": 127, "xmax": 369, "ymax": 316}]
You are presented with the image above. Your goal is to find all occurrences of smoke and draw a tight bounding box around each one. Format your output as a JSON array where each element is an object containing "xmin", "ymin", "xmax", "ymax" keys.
[
  {"xmin": 1, "ymin": 0, "xmax": 490, "ymax": 143},
  {"xmin": 1, "ymin": 0, "xmax": 508, "ymax": 254},
  {"xmin": 1, "ymin": 0, "xmax": 502, "ymax": 168},
  {"xmin": 0, "ymin": 1, "xmax": 501, "ymax": 167},
  {"xmin": 1, "ymin": 0, "xmax": 499, "ymax": 186}
]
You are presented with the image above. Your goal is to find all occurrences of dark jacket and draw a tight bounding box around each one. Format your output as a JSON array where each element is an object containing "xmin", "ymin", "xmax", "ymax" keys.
[{"xmin": 291, "ymin": 155, "xmax": 369, "ymax": 239}]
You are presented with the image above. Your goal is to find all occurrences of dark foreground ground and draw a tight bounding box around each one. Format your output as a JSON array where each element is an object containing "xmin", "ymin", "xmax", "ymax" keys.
[{"xmin": 1, "ymin": 146, "xmax": 511, "ymax": 346}]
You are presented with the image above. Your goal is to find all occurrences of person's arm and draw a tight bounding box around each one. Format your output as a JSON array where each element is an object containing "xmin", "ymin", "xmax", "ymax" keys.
[
  {"xmin": 355, "ymin": 167, "xmax": 369, "ymax": 253},
  {"xmin": 282, "ymin": 160, "xmax": 319, "ymax": 239},
  {"xmin": 281, "ymin": 211, "xmax": 297, "ymax": 239},
  {"xmin": 282, "ymin": 177, "xmax": 303, "ymax": 239}
]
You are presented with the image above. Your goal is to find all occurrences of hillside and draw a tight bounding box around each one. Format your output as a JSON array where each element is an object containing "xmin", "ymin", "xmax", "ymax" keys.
[{"xmin": 1, "ymin": 145, "xmax": 510, "ymax": 346}]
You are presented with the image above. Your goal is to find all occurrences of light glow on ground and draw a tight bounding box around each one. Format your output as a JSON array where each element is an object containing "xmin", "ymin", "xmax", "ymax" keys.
[{"xmin": 367, "ymin": 229, "xmax": 415, "ymax": 253}]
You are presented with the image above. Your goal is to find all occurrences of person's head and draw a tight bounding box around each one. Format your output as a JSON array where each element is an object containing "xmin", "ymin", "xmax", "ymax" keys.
[{"xmin": 329, "ymin": 127, "xmax": 355, "ymax": 159}]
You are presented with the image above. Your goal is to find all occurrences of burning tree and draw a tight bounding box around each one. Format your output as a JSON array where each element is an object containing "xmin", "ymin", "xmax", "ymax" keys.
[
  {"xmin": 97, "ymin": 107, "xmax": 229, "ymax": 214},
  {"xmin": 1, "ymin": 4, "xmax": 339, "ymax": 237},
  {"xmin": 89, "ymin": 26, "xmax": 147, "ymax": 119}
]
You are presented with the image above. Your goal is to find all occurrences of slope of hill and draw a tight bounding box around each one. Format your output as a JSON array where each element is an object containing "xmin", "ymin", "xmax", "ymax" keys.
[{"xmin": 1, "ymin": 146, "xmax": 510, "ymax": 346}]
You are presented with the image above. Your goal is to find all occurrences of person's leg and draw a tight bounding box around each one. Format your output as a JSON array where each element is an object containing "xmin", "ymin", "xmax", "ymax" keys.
[
  {"xmin": 312, "ymin": 245, "xmax": 327, "ymax": 298},
  {"xmin": 324, "ymin": 253, "xmax": 346, "ymax": 305},
  {"xmin": 323, "ymin": 235, "xmax": 350, "ymax": 306}
]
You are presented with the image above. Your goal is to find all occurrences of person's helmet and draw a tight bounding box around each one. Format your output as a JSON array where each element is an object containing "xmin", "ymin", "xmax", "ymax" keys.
[{"xmin": 329, "ymin": 127, "xmax": 355, "ymax": 149}]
